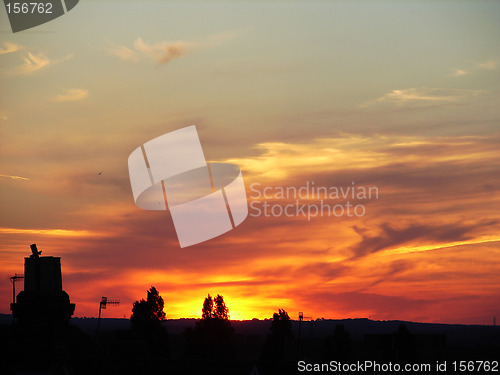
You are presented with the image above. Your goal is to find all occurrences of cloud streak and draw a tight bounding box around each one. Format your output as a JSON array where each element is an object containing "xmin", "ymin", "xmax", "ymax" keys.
[
  {"xmin": 5, "ymin": 52, "xmax": 72, "ymax": 76},
  {"xmin": 451, "ymin": 69, "xmax": 468, "ymax": 77},
  {"xmin": 350, "ymin": 220, "xmax": 498, "ymax": 258},
  {"xmin": 476, "ymin": 59, "xmax": 498, "ymax": 70},
  {"xmin": 52, "ymin": 88, "xmax": 89, "ymax": 102},
  {"xmin": 0, "ymin": 227, "xmax": 102, "ymax": 237},
  {"xmin": 10, "ymin": 52, "xmax": 50, "ymax": 75},
  {"xmin": 224, "ymin": 134, "xmax": 498, "ymax": 181},
  {"xmin": 0, "ymin": 42, "xmax": 23, "ymax": 55},
  {"xmin": 133, "ymin": 38, "xmax": 191, "ymax": 64},
  {"xmin": 0, "ymin": 174, "xmax": 29, "ymax": 181},
  {"xmin": 109, "ymin": 38, "xmax": 192, "ymax": 65},
  {"xmin": 109, "ymin": 30, "xmax": 241, "ymax": 65},
  {"xmin": 109, "ymin": 45, "xmax": 138, "ymax": 62},
  {"xmin": 451, "ymin": 59, "xmax": 498, "ymax": 78},
  {"xmin": 362, "ymin": 88, "xmax": 483, "ymax": 107}
]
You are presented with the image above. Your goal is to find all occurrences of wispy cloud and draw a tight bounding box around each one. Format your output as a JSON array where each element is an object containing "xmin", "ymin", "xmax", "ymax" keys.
[
  {"xmin": 10, "ymin": 52, "xmax": 50, "ymax": 75},
  {"xmin": 451, "ymin": 59, "xmax": 498, "ymax": 77},
  {"xmin": 109, "ymin": 30, "xmax": 241, "ymax": 65},
  {"xmin": 109, "ymin": 45, "xmax": 138, "ymax": 62},
  {"xmin": 133, "ymin": 38, "xmax": 191, "ymax": 64},
  {"xmin": 361, "ymin": 87, "xmax": 483, "ymax": 107},
  {"xmin": 476, "ymin": 59, "xmax": 498, "ymax": 70},
  {"xmin": 223, "ymin": 134, "xmax": 498, "ymax": 181},
  {"xmin": 5, "ymin": 52, "xmax": 72, "ymax": 76},
  {"xmin": 108, "ymin": 38, "xmax": 191, "ymax": 65},
  {"xmin": 52, "ymin": 88, "xmax": 89, "ymax": 102},
  {"xmin": 0, "ymin": 174, "xmax": 29, "ymax": 181},
  {"xmin": 0, "ymin": 42, "xmax": 23, "ymax": 55},
  {"xmin": 204, "ymin": 29, "xmax": 243, "ymax": 48},
  {"xmin": 451, "ymin": 69, "xmax": 468, "ymax": 77},
  {"xmin": 0, "ymin": 227, "xmax": 101, "ymax": 237}
]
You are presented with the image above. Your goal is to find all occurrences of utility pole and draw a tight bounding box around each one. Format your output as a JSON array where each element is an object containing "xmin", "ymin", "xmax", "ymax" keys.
[
  {"xmin": 298, "ymin": 312, "xmax": 303, "ymax": 360},
  {"xmin": 10, "ymin": 274, "xmax": 24, "ymax": 304},
  {"xmin": 96, "ymin": 296, "xmax": 119, "ymax": 333},
  {"xmin": 297, "ymin": 312, "xmax": 312, "ymax": 359},
  {"xmin": 10, "ymin": 273, "xmax": 24, "ymax": 325}
]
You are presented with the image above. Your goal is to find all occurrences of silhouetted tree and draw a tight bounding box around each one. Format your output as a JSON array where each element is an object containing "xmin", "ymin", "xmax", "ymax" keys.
[
  {"xmin": 269, "ymin": 309, "xmax": 293, "ymax": 342},
  {"xmin": 202, "ymin": 294, "xmax": 214, "ymax": 320},
  {"xmin": 184, "ymin": 294, "xmax": 235, "ymax": 359},
  {"xmin": 213, "ymin": 294, "xmax": 229, "ymax": 320},
  {"xmin": 200, "ymin": 294, "xmax": 229, "ymax": 321},
  {"xmin": 260, "ymin": 309, "xmax": 296, "ymax": 373},
  {"xmin": 130, "ymin": 286, "xmax": 165, "ymax": 329},
  {"xmin": 130, "ymin": 286, "xmax": 169, "ymax": 357}
]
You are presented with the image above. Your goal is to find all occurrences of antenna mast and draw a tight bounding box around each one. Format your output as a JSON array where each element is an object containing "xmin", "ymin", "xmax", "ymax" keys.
[
  {"xmin": 10, "ymin": 274, "xmax": 24, "ymax": 304},
  {"xmin": 97, "ymin": 296, "xmax": 120, "ymax": 333}
]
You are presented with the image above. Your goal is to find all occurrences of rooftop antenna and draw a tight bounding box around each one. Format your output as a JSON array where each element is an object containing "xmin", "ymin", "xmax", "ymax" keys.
[
  {"xmin": 97, "ymin": 296, "xmax": 120, "ymax": 333},
  {"xmin": 297, "ymin": 312, "xmax": 312, "ymax": 360},
  {"xmin": 298, "ymin": 312, "xmax": 303, "ymax": 359}
]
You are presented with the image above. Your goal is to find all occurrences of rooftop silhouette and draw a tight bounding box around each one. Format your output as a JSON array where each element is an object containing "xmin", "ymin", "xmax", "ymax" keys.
[{"xmin": 10, "ymin": 244, "xmax": 75, "ymax": 326}]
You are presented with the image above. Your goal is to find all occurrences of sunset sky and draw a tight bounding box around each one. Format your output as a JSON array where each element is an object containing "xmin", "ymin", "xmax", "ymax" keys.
[{"xmin": 1, "ymin": 1, "xmax": 499, "ymax": 324}]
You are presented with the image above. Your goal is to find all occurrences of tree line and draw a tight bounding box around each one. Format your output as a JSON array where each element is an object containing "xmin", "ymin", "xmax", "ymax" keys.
[{"xmin": 129, "ymin": 286, "xmax": 302, "ymax": 372}]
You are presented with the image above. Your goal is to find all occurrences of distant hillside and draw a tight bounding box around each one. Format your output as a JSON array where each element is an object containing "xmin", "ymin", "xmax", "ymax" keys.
[{"xmin": 1, "ymin": 314, "xmax": 498, "ymax": 346}]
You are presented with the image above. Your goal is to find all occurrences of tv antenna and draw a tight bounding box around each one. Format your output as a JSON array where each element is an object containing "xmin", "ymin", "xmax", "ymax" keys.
[
  {"xmin": 297, "ymin": 312, "xmax": 313, "ymax": 360},
  {"xmin": 97, "ymin": 296, "xmax": 120, "ymax": 333}
]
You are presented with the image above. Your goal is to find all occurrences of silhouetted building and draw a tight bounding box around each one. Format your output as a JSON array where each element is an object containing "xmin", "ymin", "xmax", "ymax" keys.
[{"xmin": 10, "ymin": 244, "xmax": 75, "ymax": 325}]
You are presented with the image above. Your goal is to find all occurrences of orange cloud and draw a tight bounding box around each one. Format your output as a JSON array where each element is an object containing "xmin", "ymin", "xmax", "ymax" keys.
[
  {"xmin": 0, "ymin": 174, "xmax": 29, "ymax": 181},
  {"xmin": 0, "ymin": 42, "xmax": 23, "ymax": 55},
  {"xmin": 10, "ymin": 52, "xmax": 50, "ymax": 75},
  {"xmin": 0, "ymin": 227, "xmax": 103, "ymax": 237},
  {"xmin": 5, "ymin": 52, "xmax": 72, "ymax": 76},
  {"xmin": 222, "ymin": 134, "xmax": 498, "ymax": 181},
  {"xmin": 1, "ymin": 130, "xmax": 498, "ymax": 325}
]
